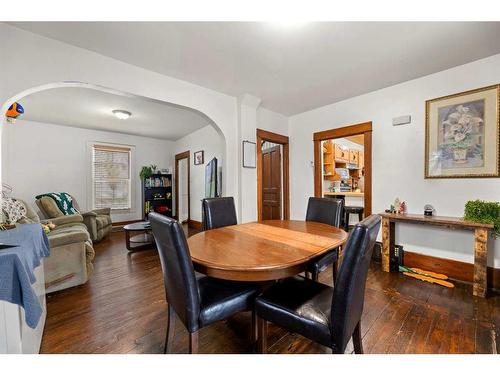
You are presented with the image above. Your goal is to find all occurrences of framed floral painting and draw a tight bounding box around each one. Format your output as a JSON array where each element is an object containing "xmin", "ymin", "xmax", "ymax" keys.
[{"xmin": 425, "ymin": 84, "xmax": 500, "ymax": 178}]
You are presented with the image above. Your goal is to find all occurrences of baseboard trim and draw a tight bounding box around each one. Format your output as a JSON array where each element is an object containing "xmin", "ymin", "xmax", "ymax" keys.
[
  {"xmin": 403, "ymin": 250, "xmax": 500, "ymax": 290},
  {"xmin": 188, "ymin": 219, "xmax": 202, "ymax": 230}
]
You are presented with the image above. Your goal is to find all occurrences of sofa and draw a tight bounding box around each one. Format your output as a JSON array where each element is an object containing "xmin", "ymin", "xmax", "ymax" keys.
[
  {"xmin": 14, "ymin": 199, "xmax": 95, "ymax": 293},
  {"xmin": 35, "ymin": 195, "xmax": 112, "ymax": 242}
]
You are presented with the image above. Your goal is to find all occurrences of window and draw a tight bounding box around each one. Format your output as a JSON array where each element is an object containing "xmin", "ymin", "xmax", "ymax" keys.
[{"xmin": 92, "ymin": 144, "xmax": 132, "ymax": 210}]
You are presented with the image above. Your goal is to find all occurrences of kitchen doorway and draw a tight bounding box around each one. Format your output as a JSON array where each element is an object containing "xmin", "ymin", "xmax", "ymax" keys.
[
  {"xmin": 257, "ymin": 129, "xmax": 289, "ymax": 221},
  {"xmin": 175, "ymin": 151, "xmax": 190, "ymax": 224},
  {"xmin": 313, "ymin": 122, "xmax": 372, "ymax": 224}
]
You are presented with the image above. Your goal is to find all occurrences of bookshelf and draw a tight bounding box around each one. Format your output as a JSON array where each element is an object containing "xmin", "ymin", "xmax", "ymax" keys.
[{"xmin": 142, "ymin": 173, "xmax": 173, "ymax": 220}]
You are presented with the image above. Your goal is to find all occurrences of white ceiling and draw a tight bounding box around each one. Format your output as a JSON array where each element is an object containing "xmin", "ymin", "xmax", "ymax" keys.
[
  {"xmin": 20, "ymin": 87, "xmax": 211, "ymax": 140},
  {"xmin": 8, "ymin": 22, "xmax": 500, "ymax": 115}
]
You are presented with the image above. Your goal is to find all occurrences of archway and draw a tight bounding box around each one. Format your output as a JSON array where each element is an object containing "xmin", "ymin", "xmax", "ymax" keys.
[{"xmin": 1, "ymin": 81, "xmax": 227, "ymax": 225}]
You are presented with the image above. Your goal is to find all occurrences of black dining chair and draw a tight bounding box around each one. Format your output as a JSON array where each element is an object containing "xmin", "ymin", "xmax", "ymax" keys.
[
  {"xmin": 255, "ymin": 214, "xmax": 381, "ymax": 354},
  {"xmin": 202, "ymin": 197, "xmax": 238, "ymax": 230},
  {"xmin": 305, "ymin": 197, "xmax": 344, "ymax": 283},
  {"xmin": 149, "ymin": 212, "xmax": 261, "ymax": 353}
]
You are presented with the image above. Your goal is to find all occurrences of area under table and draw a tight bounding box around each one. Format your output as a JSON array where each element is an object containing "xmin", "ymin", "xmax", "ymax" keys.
[{"xmin": 379, "ymin": 213, "xmax": 494, "ymax": 297}]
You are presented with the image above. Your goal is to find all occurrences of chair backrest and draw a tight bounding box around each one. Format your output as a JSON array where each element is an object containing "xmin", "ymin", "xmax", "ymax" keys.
[
  {"xmin": 330, "ymin": 214, "xmax": 381, "ymax": 353},
  {"xmin": 149, "ymin": 212, "xmax": 201, "ymax": 332},
  {"xmin": 202, "ymin": 197, "xmax": 237, "ymax": 230},
  {"xmin": 305, "ymin": 197, "xmax": 343, "ymax": 227}
]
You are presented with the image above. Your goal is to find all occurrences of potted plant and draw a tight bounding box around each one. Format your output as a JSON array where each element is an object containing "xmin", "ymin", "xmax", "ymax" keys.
[
  {"xmin": 139, "ymin": 165, "xmax": 157, "ymax": 180},
  {"xmin": 464, "ymin": 200, "xmax": 500, "ymax": 237}
]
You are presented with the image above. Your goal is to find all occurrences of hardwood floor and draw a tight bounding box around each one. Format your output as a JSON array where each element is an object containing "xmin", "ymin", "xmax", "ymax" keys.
[{"xmin": 40, "ymin": 230, "xmax": 500, "ymax": 354}]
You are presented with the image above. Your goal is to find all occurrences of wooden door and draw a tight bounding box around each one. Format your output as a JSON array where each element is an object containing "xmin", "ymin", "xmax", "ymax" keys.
[{"xmin": 262, "ymin": 145, "xmax": 282, "ymax": 220}]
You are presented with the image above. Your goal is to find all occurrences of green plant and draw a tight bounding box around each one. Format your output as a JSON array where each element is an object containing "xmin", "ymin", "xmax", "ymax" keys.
[
  {"xmin": 464, "ymin": 200, "xmax": 500, "ymax": 237},
  {"xmin": 139, "ymin": 165, "xmax": 156, "ymax": 180}
]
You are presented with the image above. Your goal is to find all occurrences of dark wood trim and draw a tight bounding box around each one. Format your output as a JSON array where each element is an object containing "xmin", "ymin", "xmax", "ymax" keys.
[
  {"xmin": 403, "ymin": 250, "xmax": 500, "ymax": 290},
  {"xmin": 313, "ymin": 140, "xmax": 322, "ymax": 197},
  {"xmin": 188, "ymin": 219, "xmax": 202, "ymax": 230},
  {"xmin": 313, "ymin": 122, "xmax": 372, "ymax": 216},
  {"xmin": 175, "ymin": 151, "xmax": 190, "ymax": 224},
  {"xmin": 363, "ymin": 130, "xmax": 372, "ymax": 216},
  {"xmin": 257, "ymin": 128, "xmax": 289, "ymax": 144},
  {"xmin": 256, "ymin": 129, "xmax": 290, "ymax": 221},
  {"xmin": 313, "ymin": 121, "xmax": 372, "ymax": 141}
]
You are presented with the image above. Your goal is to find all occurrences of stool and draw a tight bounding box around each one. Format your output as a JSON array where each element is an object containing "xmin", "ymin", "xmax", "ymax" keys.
[{"xmin": 344, "ymin": 206, "xmax": 364, "ymax": 231}]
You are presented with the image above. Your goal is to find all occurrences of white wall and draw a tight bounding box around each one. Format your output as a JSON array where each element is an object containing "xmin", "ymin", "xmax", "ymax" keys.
[
  {"xmin": 289, "ymin": 53, "xmax": 500, "ymax": 268},
  {"xmin": 2, "ymin": 119, "xmax": 173, "ymax": 222},
  {"xmin": 257, "ymin": 107, "xmax": 289, "ymax": 136},
  {"xmin": 173, "ymin": 125, "xmax": 224, "ymax": 222}
]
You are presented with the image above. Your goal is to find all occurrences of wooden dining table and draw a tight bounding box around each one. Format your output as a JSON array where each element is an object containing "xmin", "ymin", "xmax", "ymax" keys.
[{"xmin": 187, "ymin": 220, "xmax": 348, "ymax": 282}]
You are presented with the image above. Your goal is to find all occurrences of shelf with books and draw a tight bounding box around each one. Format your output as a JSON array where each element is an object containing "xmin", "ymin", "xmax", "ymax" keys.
[{"xmin": 142, "ymin": 173, "xmax": 173, "ymax": 220}]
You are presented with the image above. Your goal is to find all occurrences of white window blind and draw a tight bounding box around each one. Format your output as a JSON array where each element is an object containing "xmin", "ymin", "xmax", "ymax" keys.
[{"xmin": 92, "ymin": 144, "xmax": 131, "ymax": 210}]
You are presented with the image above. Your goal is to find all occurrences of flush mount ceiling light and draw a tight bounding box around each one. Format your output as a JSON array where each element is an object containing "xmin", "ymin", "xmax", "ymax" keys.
[{"xmin": 112, "ymin": 109, "xmax": 132, "ymax": 120}]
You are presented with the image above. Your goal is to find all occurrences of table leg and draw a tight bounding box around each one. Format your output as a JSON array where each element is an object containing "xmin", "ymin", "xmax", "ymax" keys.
[
  {"xmin": 125, "ymin": 230, "xmax": 132, "ymax": 251},
  {"xmin": 382, "ymin": 218, "xmax": 395, "ymax": 272},
  {"xmin": 473, "ymin": 228, "xmax": 488, "ymax": 297}
]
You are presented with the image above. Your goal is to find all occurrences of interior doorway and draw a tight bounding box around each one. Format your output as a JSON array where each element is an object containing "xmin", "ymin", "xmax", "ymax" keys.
[
  {"xmin": 261, "ymin": 144, "xmax": 282, "ymax": 220},
  {"xmin": 175, "ymin": 151, "xmax": 190, "ymax": 224},
  {"xmin": 313, "ymin": 122, "xmax": 373, "ymax": 219},
  {"xmin": 257, "ymin": 129, "xmax": 289, "ymax": 221}
]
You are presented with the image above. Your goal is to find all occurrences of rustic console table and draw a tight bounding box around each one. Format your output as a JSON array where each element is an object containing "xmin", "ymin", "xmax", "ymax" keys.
[{"xmin": 380, "ymin": 213, "xmax": 494, "ymax": 297}]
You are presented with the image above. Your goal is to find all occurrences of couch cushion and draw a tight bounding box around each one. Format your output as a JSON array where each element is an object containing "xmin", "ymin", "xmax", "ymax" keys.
[
  {"xmin": 39, "ymin": 196, "xmax": 64, "ymax": 218},
  {"xmin": 48, "ymin": 229, "xmax": 90, "ymax": 248},
  {"xmin": 14, "ymin": 199, "xmax": 41, "ymax": 224},
  {"xmin": 96, "ymin": 215, "xmax": 112, "ymax": 229}
]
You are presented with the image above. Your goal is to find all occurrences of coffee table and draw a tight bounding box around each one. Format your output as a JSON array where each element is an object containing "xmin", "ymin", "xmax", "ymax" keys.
[{"xmin": 123, "ymin": 221, "xmax": 156, "ymax": 251}]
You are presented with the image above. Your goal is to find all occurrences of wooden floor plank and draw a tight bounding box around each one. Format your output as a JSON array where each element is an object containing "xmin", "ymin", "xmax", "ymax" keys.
[{"xmin": 39, "ymin": 230, "xmax": 500, "ymax": 354}]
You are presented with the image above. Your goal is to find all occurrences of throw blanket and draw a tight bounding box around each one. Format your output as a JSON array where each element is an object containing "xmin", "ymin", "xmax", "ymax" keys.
[
  {"xmin": 0, "ymin": 224, "xmax": 50, "ymax": 328},
  {"xmin": 35, "ymin": 192, "xmax": 79, "ymax": 215}
]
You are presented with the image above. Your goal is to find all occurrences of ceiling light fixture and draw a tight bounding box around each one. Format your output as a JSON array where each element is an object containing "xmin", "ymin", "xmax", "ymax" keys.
[{"xmin": 112, "ymin": 109, "xmax": 132, "ymax": 120}]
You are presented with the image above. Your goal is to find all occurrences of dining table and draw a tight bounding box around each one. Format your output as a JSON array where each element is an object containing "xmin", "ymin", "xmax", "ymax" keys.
[{"xmin": 187, "ymin": 220, "xmax": 348, "ymax": 282}]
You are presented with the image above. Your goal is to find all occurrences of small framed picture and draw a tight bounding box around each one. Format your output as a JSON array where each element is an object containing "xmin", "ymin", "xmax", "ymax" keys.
[
  {"xmin": 242, "ymin": 141, "xmax": 256, "ymax": 168},
  {"xmin": 194, "ymin": 150, "xmax": 204, "ymax": 165}
]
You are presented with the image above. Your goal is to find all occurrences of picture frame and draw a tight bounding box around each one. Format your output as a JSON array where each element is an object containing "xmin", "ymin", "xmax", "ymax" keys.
[
  {"xmin": 194, "ymin": 150, "xmax": 204, "ymax": 165},
  {"xmin": 242, "ymin": 141, "xmax": 256, "ymax": 168},
  {"xmin": 425, "ymin": 84, "xmax": 500, "ymax": 178}
]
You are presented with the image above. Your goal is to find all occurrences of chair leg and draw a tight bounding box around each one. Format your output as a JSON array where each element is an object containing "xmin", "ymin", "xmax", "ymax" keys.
[
  {"xmin": 332, "ymin": 260, "xmax": 338, "ymax": 286},
  {"xmin": 251, "ymin": 309, "xmax": 258, "ymax": 345},
  {"xmin": 164, "ymin": 305, "xmax": 176, "ymax": 354},
  {"xmin": 311, "ymin": 269, "xmax": 319, "ymax": 282},
  {"xmin": 257, "ymin": 316, "xmax": 268, "ymax": 353},
  {"xmin": 352, "ymin": 321, "xmax": 363, "ymax": 354},
  {"xmin": 189, "ymin": 331, "xmax": 199, "ymax": 354}
]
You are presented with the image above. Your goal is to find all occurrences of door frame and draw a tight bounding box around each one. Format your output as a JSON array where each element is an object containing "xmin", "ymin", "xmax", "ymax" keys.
[
  {"xmin": 313, "ymin": 121, "xmax": 373, "ymax": 216},
  {"xmin": 257, "ymin": 129, "xmax": 290, "ymax": 221},
  {"xmin": 174, "ymin": 151, "xmax": 190, "ymax": 223}
]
